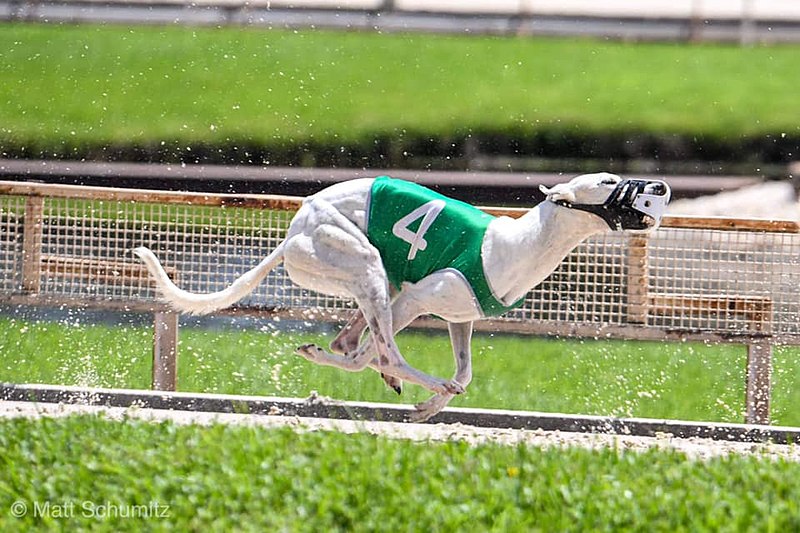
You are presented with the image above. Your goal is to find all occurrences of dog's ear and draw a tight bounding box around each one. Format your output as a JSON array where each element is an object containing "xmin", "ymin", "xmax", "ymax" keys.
[{"xmin": 539, "ymin": 184, "xmax": 577, "ymax": 204}]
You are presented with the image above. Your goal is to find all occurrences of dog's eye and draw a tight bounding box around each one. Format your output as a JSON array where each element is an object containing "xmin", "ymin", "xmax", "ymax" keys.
[{"xmin": 601, "ymin": 178, "xmax": 618, "ymax": 185}]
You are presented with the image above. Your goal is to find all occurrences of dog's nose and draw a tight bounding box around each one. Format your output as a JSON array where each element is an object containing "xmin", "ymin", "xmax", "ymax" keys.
[{"xmin": 645, "ymin": 181, "xmax": 668, "ymax": 195}]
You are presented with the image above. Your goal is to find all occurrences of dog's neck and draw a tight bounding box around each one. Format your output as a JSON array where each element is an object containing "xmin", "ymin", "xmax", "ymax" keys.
[{"xmin": 482, "ymin": 200, "xmax": 610, "ymax": 305}]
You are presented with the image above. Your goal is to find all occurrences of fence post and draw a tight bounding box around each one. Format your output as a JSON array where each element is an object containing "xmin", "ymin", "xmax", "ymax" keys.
[
  {"xmin": 22, "ymin": 196, "xmax": 44, "ymax": 293},
  {"xmin": 688, "ymin": 0, "xmax": 703, "ymax": 42},
  {"xmin": 745, "ymin": 341, "xmax": 772, "ymax": 425},
  {"xmin": 740, "ymin": 0, "xmax": 756, "ymax": 46},
  {"xmin": 152, "ymin": 310, "xmax": 178, "ymax": 391},
  {"xmin": 626, "ymin": 235, "xmax": 649, "ymax": 324}
]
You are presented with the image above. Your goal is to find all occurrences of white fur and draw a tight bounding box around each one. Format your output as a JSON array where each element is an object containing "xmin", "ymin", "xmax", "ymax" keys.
[{"xmin": 135, "ymin": 172, "xmax": 656, "ymax": 421}]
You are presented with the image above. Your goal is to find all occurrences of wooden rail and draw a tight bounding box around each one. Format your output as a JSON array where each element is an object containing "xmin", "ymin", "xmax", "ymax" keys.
[
  {"xmin": 2, "ymin": 180, "xmax": 797, "ymax": 233},
  {"xmin": 40, "ymin": 255, "xmax": 178, "ymax": 285},
  {"xmin": 649, "ymin": 294, "xmax": 773, "ymax": 333},
  {"xmin": 489, "ymin": 206, "xmax": 800, "ymax": 233},
  {"xmin": 0, "ymin": 180, "xmax": 305, "ymax": 211}
]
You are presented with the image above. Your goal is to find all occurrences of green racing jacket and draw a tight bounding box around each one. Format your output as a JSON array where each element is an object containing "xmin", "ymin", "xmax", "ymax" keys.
[{"xmin": 366, "ymin": 176, "xmax": 524, "ymax": 317}]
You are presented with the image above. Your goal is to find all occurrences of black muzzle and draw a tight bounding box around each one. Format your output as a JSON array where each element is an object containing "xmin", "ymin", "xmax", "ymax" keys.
[{"xmin": 553, "ymin": 179, "xmax": 671, "ymax": 231}]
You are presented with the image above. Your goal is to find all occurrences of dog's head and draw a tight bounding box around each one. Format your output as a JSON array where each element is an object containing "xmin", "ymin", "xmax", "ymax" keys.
[{"xmin": 540, "ymin": 173, "xmax": 671, "ymax": 231}]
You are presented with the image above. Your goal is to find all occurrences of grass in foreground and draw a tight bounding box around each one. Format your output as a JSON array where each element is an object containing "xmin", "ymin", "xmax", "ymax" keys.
[
  {"xmin": 1, "ymin": 23, "xmax": 799, "ymax": 151},
  {"xmin": 2, "ymin": 316, "xmax": 799, "ymax": 426},
  {"xmin": 1, "ymin": 415, "xmax": 800, "ymax": 531}
]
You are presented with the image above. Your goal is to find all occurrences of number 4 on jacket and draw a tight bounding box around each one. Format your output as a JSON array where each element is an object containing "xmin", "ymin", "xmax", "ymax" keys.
[{"xmin": 391, "ymin": 199, "xmax": 446, "ymax": 260}]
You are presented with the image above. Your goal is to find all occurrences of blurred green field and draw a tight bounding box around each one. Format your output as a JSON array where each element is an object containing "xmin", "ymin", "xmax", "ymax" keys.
[
  {"xmin": 2, "ymin": 316, "xmax": 799, "ymax": 426},
  {"xmin": 2, "ymin": 415, "xmax": 800, "ymax": 532},
  {"xmin": 1, "ymin": 23, "xmax": 799, "ymax": 159}
]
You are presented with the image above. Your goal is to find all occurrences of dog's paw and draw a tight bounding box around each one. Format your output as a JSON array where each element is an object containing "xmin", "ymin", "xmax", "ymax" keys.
[
  {"xmin": 409, "ymin": 394, "xmax": 451, "ymax": 423},
  {"xmin": 296, "ymin": 343, "xmax": 323, "ymax": 361}
]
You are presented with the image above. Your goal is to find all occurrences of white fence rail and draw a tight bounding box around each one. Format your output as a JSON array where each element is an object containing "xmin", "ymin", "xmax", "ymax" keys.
[
  {"xmin": 5, "ymin": 0, "xmax": 800, "ymax": 43},
  {"xmin": 2, "ymin": 180, "xmax": 799, "ymax": 424},
  {"xmin": 19, "ymin": 0, "xmax": 800, "ymax": 21}
]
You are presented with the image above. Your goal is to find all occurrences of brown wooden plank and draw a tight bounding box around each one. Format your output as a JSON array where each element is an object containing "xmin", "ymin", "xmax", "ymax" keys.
[
  {"xmin": 479, "ymin": 206, "xmax": 800, "ymax": 233},
  {"xmin": 152, "ymin": 311, "xmax": 178, "ymax": 391},
  {"xmin": 0, "ymin": 180, "xmax": 303, "ymax": 211},
  {"xmin": 746, "ymin": 342, "xmax": 772, "ymax": 425},
  {"xmin": 2, "ymin": 180, "xmax": 797, "ymax": 233},
  {"xmin": 649, "ymin": 294, "xmax": 772, "ymax": 314},
  {"xmin": 626, "ymin": 235, "xmax": 649, "ymax": 323},
  {"xmin": 40, "ymin": 255, "xmax": 177, "ymax": 284},
  {"xmin": 21, "ymin": 196, "xmax": 44, "ymax": 293},
  {"xmin": 649, "ymin": 294, "xmax": 773, "ymax": 332},
  {"xmin": 660, "ymin": 215, "xmax": 800, "ymax": 234}
]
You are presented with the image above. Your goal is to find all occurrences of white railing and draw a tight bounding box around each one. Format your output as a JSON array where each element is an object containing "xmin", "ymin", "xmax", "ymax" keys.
[
  {"xmin": 4, "ymin": 0, "xmax": 800, "ymax": 43},
  {"xmin": 38, "ymin": 0, "xmax": 800, "ymax": 21}
]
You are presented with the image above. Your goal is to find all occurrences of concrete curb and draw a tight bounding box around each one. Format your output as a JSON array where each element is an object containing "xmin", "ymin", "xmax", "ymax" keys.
[{"xmin": 3, "ymin": 383, "xmax": 799, "ymax": 445}]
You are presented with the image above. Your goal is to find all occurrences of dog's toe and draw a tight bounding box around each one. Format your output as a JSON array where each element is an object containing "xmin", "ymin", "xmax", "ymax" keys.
[
  {"xmin": 409, "ymin": 395, "xmax": 448, "ymax": 423},
  {"xmin": 408, "ymin": 405, "xmax": 435, "ymax": 423},
  {"xmin": 296, "ymin": 343, "xmax": 321, "ymax": 360},
  {"xmin": 444, "ymin": 380, "xmax": 465, "ymax": 395},
  {"xmin": 432, "ymin": 380, "xmax": 464, "ymax": 396},
  {"xmin": 381, "ymin": 373, "xmax": 403, "ymax": 395},
  {"xmin": 407, "ymin": 410, "xmax": 432, "ymax": 423},
  {"xmin": 296, "ymin": 343, "xmax": 312, "ymax": 353}
]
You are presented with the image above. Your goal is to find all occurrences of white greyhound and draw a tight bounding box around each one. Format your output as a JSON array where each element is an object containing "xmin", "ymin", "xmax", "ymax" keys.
[{"xmin": 134, "ymin": 173, "xmax": 670, "ymax": 422}]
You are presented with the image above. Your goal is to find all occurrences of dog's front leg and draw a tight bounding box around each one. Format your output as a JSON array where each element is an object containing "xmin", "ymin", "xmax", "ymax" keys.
[{"xmin": 409, "ymin": 320, "xmax": 474, "ymax": 423}]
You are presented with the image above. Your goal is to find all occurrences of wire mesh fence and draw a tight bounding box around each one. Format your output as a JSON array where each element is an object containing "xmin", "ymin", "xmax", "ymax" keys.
[{"xmin": 2, "ymin": 181, "xmax": 800, "ymax": 343}]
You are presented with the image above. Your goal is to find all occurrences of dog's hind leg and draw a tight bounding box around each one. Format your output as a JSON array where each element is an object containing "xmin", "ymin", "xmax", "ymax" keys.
[
  {"xmin": 329, "ymin": 309, "xmax": 403, "ymax": 394},
  {"xmin": 296, "ymin": 281, "xmax": 464, "ymax": 396},
  {"xmin": 336, "ymin": 269, "xmax": 481, "ymax": 402},
  {"xmin": 294, "ymin": 272, "xmax": 464, "ymax": 395},
  {"xmin": 356, "ymin": 270, "xmax": 479, "ymax": 399},
  {"xmin": 329, "ymin": 310, "xmax": 366, "ymax": 355}
]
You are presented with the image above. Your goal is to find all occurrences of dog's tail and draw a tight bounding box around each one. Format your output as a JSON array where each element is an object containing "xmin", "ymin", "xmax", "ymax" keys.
[{"xmin": 133, "ymin": 243, "xmax": 285, "ymax": 315}]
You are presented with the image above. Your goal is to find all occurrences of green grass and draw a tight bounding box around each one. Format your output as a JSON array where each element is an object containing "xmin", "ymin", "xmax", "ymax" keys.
[
  {"xmin": 1, "ymin": 23, "xmax": 799, "ymax": 153},
  {"xmin": 2, "ymin": 316, "xmax": 800, "ymax": 426},
  {"xmin": 2, "ymin": 415, "xmax": 800, "ymax": 531}
]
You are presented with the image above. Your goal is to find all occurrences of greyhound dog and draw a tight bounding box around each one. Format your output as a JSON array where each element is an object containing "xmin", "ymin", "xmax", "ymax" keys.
[{"xmin": 134, "ymin": 173, "xmax": 670, "ymax": 421}]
